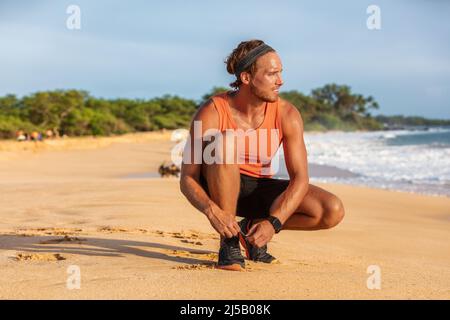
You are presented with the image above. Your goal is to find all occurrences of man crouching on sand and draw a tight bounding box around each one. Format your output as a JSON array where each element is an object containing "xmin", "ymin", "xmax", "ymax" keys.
[{"xmin": 180, "ymin": 39, "xmax": 345, "ymax": 271}]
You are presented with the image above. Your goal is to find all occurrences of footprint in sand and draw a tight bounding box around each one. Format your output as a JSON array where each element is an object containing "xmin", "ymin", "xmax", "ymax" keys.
[
  {"xmin": 96, "ymin": 227, "xmax": 217, "ymax": 248},
  {"xmin": 180, "ymin": 239, "xmax": 203, "ymax": 246},
  {"xmin": 15, "ymin": 253, "xmax": 66, "ymax": 261},
  {"xmin": 172, "ymin": 264, "xmax": 215, "ymax": 270},
  {"xmin": 153, "ymin": 230, "xmax": 218, "ymax": 246},
  {"xmin": 39, "ymin": 235, "xmax": 87, "ymax": 244},
  {"xmin": 97, "ymin": 226, "xmax": 151, "ymax": 234},
  {"xmin": 167, "ymin": 249, "xmax": 218, "ymax": 260},
  {"xmin": 173, "ymin": 261, "xmax": 258, "ymax": 272},
  {"xmin": 15, "ymin": 228, "xmax": 83, "ymax": 236},
  {"xmin": 97, "ymin": 226, "xmax": 129, "ymax": 233},
  {"xmin": 10, "ymin": 233, "xmax": 40, "ymax": 237}
]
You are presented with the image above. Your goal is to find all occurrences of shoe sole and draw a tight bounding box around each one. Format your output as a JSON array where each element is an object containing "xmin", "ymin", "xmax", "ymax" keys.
[{"xmin": 215, "ymin": 263, "xmax": 244, "ymax": 271}]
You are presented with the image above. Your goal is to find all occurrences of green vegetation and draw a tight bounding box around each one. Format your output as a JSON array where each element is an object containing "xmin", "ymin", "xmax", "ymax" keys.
[
  {"xmin": 280, "ymin": 84, "xmax": 382, "ymax": 131},
  {"xmin": 0, "ymin": 84, "xmax": 448, "ymax": 139},
  {"xmin": 374, "ymin": 115, "xmax": 450, "ymax": 128},
  {"xmin": 0, "ymin": 90, "xmax": 197, "ymax": 139}
]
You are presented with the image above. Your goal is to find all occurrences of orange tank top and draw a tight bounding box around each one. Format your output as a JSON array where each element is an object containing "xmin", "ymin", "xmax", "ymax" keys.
[{"xmin": 211, "ymin": 92, "xmax": 284, "ymax": 178}]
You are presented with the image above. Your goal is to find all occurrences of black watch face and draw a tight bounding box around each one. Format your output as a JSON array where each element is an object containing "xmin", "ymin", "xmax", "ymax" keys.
[
  {"xmin": 269, "ymin": 216, "xmax": 282, "ymax": 233},
  {"xmin": 273, "ymin": 220, "xmax": 282, "ymax": 233}
]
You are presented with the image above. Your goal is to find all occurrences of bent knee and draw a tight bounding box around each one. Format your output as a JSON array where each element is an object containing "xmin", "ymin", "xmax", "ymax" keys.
[
  {"xmin": 205, "ymin": 130, "xmax": 239, "ymax": 164},
  {"xmin": 321, "ymin": 196, "xmax": 345, "ymax": 229}
]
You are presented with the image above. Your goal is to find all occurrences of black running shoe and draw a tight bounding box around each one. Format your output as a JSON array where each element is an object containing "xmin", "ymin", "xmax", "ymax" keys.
[
  {"xmin": 238, "ymin": 218, "xmax": 278, "ymax": 264},
  {"xmin": 217, "ymin": 236, "xmax": 245, "ymax": 271}
]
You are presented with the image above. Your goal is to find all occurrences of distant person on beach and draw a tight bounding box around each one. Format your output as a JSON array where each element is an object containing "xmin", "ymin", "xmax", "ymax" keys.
[
  {"xmin": 30, "ymin": 131, "xmax": 42, "ymax": 141},
  {"xmin": 45, "ymin": 129, "xmax": 54, "ymax": 139},
  {"xmin": 16, "ymin": 130, "xmax": 26, "ymax": 142},
  {"xmin": 180, "ymin": 40, "xmax": 345, "ymax": 271}
]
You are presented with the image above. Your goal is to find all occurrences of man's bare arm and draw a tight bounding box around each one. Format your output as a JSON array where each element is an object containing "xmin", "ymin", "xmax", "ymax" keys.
[
  {"xmin": 179, "ymin": 100, "xmax": 218, "ymax": 216},
  {"xmin": 269, "ymin": 101, "xmax": 310, "ymax": 224}
]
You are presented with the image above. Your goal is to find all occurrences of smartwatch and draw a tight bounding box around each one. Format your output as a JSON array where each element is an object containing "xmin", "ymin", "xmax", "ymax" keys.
[{"xmin": 266, "ymin": 216, "xmax": 282, "ymax": 233}]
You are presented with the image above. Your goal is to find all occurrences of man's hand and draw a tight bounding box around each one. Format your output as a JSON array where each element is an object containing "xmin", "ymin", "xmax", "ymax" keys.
[
  {"xmin": 246, "ymin": 220, "xmax": 275, "ymax": 248},
  {"xmin": 205, "ymin": 202, "xmax": 240, "ymax": 238}
]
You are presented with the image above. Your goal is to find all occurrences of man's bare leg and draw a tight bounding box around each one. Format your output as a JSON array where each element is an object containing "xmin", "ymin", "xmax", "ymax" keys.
[
  {"xmin": 274, "ymin": 184, "xmax": 345, "ymax": 231},
  {"xmin": 248, "ymin": 184, "xmax": 344, "ymax": 231},
  {"xmin": 201, "ymin": 132, "xmax": 240, "ymax": 217},
  {"xmin": 202, "ymin": 132, "xmax": 244, "ymax": 270},
  {"xmin": 201, "ymin": 162, "xmax": 240, "ymax": 216},
  {"xmin": 240, "ymin": 184, "xmax": 344, "ymax": 264}
]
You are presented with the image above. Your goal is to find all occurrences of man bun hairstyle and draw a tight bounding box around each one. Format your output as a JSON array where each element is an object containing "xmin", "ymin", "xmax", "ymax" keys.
[{"xmin": 225, "ymin": 39, "xmax": 275, "ymax": 89}]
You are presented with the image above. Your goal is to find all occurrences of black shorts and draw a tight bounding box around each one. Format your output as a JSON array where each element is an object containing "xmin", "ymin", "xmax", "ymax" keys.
[{"xmin": 200, "ymin": 173, "xmax": 290, "ymax": 219}]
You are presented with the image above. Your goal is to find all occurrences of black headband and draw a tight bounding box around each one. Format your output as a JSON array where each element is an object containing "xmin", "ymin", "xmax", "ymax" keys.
[{"xmin": 234, "ymin": 43, "xmax": 274, "ymax": 78}]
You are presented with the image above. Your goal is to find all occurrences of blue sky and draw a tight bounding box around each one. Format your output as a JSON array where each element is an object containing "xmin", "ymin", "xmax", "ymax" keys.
[{"xmin": 1, "ymin": 0, "xmax": 449, "ymax": 118}]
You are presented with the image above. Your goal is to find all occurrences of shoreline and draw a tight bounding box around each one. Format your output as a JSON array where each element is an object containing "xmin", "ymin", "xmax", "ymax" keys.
[
  {"xmin": 2, "ymin": 130, "xmax": 447, "ymax": 198},
  {"xmin": 121, "ymin": 162, "xmax": 358, "ymax": 180},
  {"xmin": 121, "ymin": 163, "xmax": 449, "ymax": 199}
]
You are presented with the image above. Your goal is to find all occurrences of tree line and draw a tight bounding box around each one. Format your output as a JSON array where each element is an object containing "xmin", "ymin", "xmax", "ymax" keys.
[{"xmin": 1, "ymin": 84, "xmax": 448, "ymax": 139}]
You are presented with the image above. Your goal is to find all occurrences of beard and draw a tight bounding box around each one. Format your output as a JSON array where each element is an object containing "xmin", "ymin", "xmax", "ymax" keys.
[{"xmin": 249, "ymin": 83, "xmax": 278, "ymax": 103}]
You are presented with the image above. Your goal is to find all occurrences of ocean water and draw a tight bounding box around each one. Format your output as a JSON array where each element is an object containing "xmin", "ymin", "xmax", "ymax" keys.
[{"xmin": 272, "ymin": 127, "xmax": 450, "ymax": 197}]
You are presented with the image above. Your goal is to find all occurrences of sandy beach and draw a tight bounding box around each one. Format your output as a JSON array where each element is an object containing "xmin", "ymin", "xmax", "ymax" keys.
[{"xmin": 0, "ymin": 132, "xmax": 449, "ymax": 299}]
